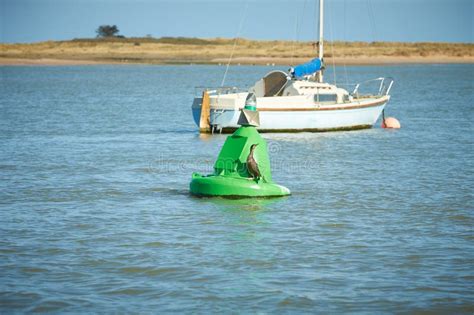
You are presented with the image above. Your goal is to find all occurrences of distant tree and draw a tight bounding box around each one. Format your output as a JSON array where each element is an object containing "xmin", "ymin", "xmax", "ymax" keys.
[{"xmin": 96, "ymin": 25, "xmax": 120, "ymax": 38}]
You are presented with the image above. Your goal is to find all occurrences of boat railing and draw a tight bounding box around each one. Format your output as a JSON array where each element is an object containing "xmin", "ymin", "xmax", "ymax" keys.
[
  {"xmin": 194, "ymin": 86, "xmax": 247, "ymax": 97},
  {"xmin": 350, "ymin": 77, "xmax": 394, "ymax": 99}
]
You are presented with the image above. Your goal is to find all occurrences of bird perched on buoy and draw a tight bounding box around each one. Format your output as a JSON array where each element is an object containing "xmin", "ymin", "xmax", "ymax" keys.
[
  {"xmin": 190, "ymin": 93, "xmax": 290, "ymax": 197},
  {"xmin": 247, "ymin": 144, "xmax": 261, "ymax": 181}
]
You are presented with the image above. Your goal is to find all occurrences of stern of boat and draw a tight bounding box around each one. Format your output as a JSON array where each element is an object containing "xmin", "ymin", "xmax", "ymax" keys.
[{"xmin": 191, "ymin": 87, "xmax": 248, "ymax": 133}]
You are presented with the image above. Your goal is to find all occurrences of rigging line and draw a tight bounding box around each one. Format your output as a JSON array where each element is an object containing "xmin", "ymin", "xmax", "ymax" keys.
[
  {"xmin": 342, "ymin": 0, "xmax": 349, "ymax": 87},
  {"xmin": 366, "ymin": 0, "xmax": 377, "ymax": 42},
  {"xmin": 221, "ymin": 1, "xmax": 249, "ymax": 87},
  {"xmin": 315, "ymin": 0, "xmax": 318, "ymax": 54},
  {"xmin": 290, "ymin": 10, "xmax": 298, "ymax": 66},
  {"xmin": 290, "ymin": 0, "xmax": 308, "ymax": 66},
  {"xmin": 308, "ymin": 1, "xmax": 319, "ymax": 48},
  {"xmin": 328, "ymin": 0, "xmax": 337, "ymax": 85},
  {"xmin": 290, "ymin": 7, "xmax": 298, "ymax": 66}
]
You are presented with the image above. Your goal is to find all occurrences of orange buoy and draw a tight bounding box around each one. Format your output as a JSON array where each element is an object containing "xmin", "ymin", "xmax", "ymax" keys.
[{"xmin": 382, "ymin": 117, "xmax": 401, "ymax": 129}]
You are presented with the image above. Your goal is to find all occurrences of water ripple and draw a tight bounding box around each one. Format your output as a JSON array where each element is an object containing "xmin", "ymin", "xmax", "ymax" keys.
[{"xmin": 0, "ymin": 64, "xmax": 473, "ymax": 313}]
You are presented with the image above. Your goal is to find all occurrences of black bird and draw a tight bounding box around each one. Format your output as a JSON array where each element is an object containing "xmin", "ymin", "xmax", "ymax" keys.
[{"xmin": 247, "ymin": 144, "xmax": 261, "ymax": 181}]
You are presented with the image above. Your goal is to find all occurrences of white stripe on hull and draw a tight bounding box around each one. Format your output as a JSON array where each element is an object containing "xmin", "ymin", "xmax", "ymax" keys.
[
  {"xmin": 192, "ymin": 95, "xmax": 389, "ymax": 132},
  {"xmin": 259, "ymin": 103, "xmax": 385, "ymax": 130}
]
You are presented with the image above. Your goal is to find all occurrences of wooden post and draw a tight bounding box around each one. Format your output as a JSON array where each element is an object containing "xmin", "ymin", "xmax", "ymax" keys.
[{"xmin": 199, "ymin": 90, "xmax": 211, "ymax": 133}]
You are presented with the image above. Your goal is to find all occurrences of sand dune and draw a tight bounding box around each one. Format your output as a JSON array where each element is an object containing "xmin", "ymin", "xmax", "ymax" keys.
[{"xmin": 1, "ymin": 37, "xmax": 472, "ymax": 65}]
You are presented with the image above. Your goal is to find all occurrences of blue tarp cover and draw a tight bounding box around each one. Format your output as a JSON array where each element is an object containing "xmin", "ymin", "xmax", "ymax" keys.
[{"xmin": 293, "ymin": 58, "xmax": 322, "ymax": 78}]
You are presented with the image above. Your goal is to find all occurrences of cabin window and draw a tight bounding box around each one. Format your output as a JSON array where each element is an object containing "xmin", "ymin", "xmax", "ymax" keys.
[{"xmin": 314, "ymin": 94, "xmax": 337, "ymax": 103}]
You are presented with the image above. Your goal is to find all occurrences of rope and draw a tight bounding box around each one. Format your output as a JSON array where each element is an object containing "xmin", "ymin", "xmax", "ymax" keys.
[
  {"xmin": 366, "ymin": 0, "xmax": 378, "ymax": 41},
  {"xmin": 327, "ymin": 1, "xmax": 337, "ymax": 85},
  {"xmin": 290, "ymin": 0, "xmax": 308, "ymax": 67},
  {"xmin": 342, "ymin": 0, "xmax": 349, "ymax": 87},
  {"xmin": 221, "ymin": 2, "xmax": 249, "ymax": 87},
  {"xmin": 290, "ymin": 9, "xmax": 298, "ymax": 67}
]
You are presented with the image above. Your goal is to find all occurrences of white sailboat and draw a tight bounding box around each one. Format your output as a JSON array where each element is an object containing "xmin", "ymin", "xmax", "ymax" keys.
[{"xmin": 192, "ymin": 0, "xmax": 394, "ymax": 133}]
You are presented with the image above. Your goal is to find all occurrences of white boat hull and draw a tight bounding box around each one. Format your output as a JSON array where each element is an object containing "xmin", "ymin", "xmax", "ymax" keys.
[
  {"xmin": 259, "ymin": 103, "xmax": 385, "ymax": 131},
  {"xmin": 192, "ymin": 94, "xmax": 389, "ymax": 132}
]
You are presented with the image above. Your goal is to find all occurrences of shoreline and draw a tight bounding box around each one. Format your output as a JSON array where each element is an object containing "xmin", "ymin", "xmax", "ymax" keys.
[
  {"xmin": 1, "ymin": 38, "xmax": 472, "ymax": 66},
  {"xmin": 0, "ymin": 58, "xmax": 120, "ymax": 66},
  {"xmin": 1, "ymin": 56, "xmax": 473, "ymax": 66}
]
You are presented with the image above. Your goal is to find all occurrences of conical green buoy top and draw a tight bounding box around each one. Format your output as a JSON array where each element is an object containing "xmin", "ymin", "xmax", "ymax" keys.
[{"xmin": 190, "ymin": 93, "xmax": 290, "ymax": 198}]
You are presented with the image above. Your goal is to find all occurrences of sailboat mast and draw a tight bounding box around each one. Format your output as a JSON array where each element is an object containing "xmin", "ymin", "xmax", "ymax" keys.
[{"xmin": 317, "ymin": 0, "xmax": 324, "ymax": 83}]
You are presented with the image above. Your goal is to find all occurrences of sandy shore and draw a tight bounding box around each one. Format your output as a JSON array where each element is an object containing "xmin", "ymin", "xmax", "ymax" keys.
[
  {"xmin": 211, "ymin": 56, "xmax": 474, "ymax": 65},
  {"xmin": 1, "ymin": 38, "xmax": 472, "ymax": 66},
  {"xmin": 0, "ymin": 58, "xmax": 120, "ymax": 66},
  {"xmin": 1, "ymin": 56, "xmax": 472, "ymax": 66}
]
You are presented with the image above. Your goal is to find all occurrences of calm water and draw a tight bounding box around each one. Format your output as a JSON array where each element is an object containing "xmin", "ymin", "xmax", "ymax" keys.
[{"xmin": 0, "ymin": 64, "xmax": 473, "ymax": 313}]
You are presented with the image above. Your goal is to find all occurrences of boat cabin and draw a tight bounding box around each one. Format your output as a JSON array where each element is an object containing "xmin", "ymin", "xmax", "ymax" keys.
[{"xmin": 251, "ymin": 70, "xmax": 350, "ymax": 104}]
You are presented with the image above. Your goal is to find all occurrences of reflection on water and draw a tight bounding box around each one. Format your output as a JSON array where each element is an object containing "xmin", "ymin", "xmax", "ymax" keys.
[
  {"xmin": 200, "ymin": 195, "xmax": 287, "ymax": 211},
  {"xmin": 0, "ymin": 64, "xmax": 473, "ymax": 313}
]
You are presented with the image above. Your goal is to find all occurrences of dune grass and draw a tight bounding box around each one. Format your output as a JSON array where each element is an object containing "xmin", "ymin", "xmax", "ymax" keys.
[{"xmin": 1, "ymin": 37, "xmax": 473, "ymax": 65}]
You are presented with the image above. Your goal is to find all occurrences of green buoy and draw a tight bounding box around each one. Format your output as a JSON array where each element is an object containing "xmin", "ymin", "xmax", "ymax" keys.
[{"xmin": 190, "ymin": 94, "xmax": 290, "ymax": 198}]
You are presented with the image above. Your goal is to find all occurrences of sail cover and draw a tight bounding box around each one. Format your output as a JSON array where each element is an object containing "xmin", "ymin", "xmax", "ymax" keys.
[{"xmin": 293, "ymin": 58, "xmax": 322, "ymax": 78}]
